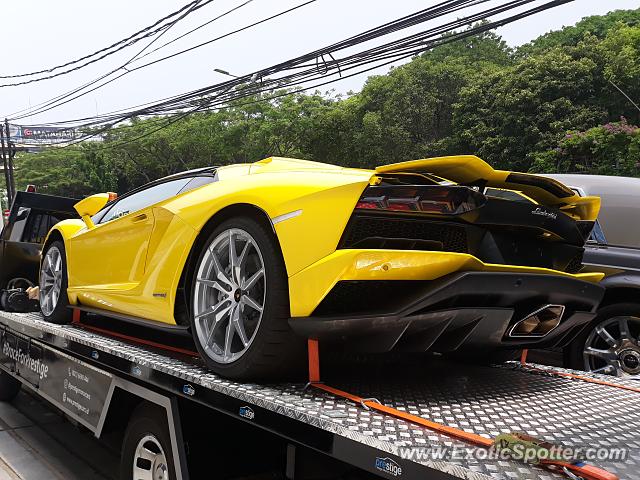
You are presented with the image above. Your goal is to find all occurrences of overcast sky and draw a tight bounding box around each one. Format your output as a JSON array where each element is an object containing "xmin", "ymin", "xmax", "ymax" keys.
[{"xmin": 1, "ymin": 0, "xmax": 636, "ymax": 126}]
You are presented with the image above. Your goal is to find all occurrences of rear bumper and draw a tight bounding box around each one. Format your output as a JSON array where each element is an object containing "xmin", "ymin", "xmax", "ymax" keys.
[{"xmin": 288, "ymin": 272, "xmax": 604, "ymax": 353}]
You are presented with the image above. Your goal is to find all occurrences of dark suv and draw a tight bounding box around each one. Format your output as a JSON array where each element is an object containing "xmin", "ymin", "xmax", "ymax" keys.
[
  {"xmin": 546, "ymin": 174, "xmax": 640, "ymax": 377},
  {"xmin": 0, "ymin": 191, "xmax": 77, "ymax": 289}
]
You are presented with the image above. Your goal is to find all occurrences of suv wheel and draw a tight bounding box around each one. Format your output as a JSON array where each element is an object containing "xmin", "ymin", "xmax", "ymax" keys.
[{"xmin": 567, "ymin": 303, "xmax": 640, "ymax": 377}]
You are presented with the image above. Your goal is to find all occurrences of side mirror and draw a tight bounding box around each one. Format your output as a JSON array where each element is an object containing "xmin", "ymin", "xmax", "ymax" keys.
[
  {"xmin": 74, "ymin": 193, "xmax": 113, "ymax": 229},
  {"xmin": 15, "ymin": 207, "xmax": 30, "ymax": 221}
]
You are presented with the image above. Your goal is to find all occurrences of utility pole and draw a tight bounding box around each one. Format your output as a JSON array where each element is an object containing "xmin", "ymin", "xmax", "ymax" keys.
[
  {"xmin": 4, "ymin": 119, "xmax": 15, "ymax": 203},
  {"xmin": 0, "ymin": 123, "xmax": 11, "ymax": 208}
]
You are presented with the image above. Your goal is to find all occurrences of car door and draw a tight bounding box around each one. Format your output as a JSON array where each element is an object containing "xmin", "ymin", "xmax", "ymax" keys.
[
  {"xmin": 0, "ymin": 208, "xmax": 70, "ymax": 288},
  {"xmin": 67, "ymin": 178, "xmax": 192, "ymax": 291}
]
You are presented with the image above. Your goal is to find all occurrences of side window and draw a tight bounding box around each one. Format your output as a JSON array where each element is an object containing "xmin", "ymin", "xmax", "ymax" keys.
[
  {"xmin": 588, "ymin": 220, "xmax": 607, "ymax": 245},
  {"xmin": 570, "ymin": 187, "xmax": 608, "ymax": 245},
  {"xmin": 22, "ymin": 213, "xmax": 64, "ymax": 244},
  {"xmin": 8, "ymin": 207, "xmax": 30, "ymax": 241},
  {"xmin": 100, "ymin": 178, "xmax": 191, "ymax": 224},
  {"xmin": 178, "ymin": 175, "xmax": 217, "ymax": 194}
]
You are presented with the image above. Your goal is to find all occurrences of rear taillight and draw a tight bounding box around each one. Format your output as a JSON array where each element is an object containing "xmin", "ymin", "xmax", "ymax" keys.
[{"xmin": 355, "ymin": 185, "xmax": 487, "ymax": 215}]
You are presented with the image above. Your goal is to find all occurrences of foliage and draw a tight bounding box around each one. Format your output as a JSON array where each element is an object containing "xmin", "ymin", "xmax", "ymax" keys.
[
  {"xmin": 451, "ymin": 44, "xmax": 608, "ymax": 171},
  {"xmin": 306, "ymin": 28, "xmax": 512, "ymax": 168},
  {"xmin": 530, "ymin": 118, "xmax": 640, "ymax": 176},
  {"xmin": 13, "ymin": 147, "xmax": 116, "ymax": 198},
  {"xmin": 13, "ymin": 8, "xmax": 640, "ymax": 197},
  {"xmin": 517, "ymin": 8, "xmax": 640, "ymax": 56}
]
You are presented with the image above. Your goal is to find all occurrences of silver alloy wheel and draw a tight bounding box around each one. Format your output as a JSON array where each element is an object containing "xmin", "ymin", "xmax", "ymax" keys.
[
  {"xmin": 193, "ymin": 228, "xmax": 266, "ymax": 364},
  {"xmin": 583, "ymin": 315, "xmax": 640, "ymax": 377},
  {"xmin": 132, "ymin": 434, "xmax": 169, "ymax": 480},
  {"xmin": 40, "ymin": 246, "xmax": 63, "ymax": 316}
]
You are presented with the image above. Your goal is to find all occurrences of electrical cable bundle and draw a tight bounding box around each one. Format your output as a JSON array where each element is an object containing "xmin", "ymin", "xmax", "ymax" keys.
[
  {"xmin": 12, "ymin": 0, "xmax": 575, "ymax": 148},
  {"xmin": 5, "ymin": 0, "xmax": 311, "ymax": 122},
  {"xmin": 0, "ymin": 0, "xmax": 212, "ymax": 84}
]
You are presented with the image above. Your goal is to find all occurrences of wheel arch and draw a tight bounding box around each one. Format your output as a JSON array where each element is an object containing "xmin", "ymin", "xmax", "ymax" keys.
[
  {"xmin": 173, "ymin": 203, "xmax": 284, "ymax": 326},
  {"xmin": 40, "ymin": 229, "xmax": 66, "ymax": 285},
  {"xmin": 600, "ymin": 286, "xmax": 640, "ymax": 309},
  {"xmin": 42, "ymin": 228, "xmax": 65, "ymax": 252},
  {"xmin": 42, "ymin": 219, "xmax": 85, "ymax": 261},
  {"xmin": 598, "ymin": 273, "xmax": 640, "ymax": 309}
]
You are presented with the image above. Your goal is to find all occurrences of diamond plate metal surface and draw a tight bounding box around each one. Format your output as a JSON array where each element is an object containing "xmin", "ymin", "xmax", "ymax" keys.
[{"xmin": 1, "ymin": 312, "xmax": 637, "ymax": 480}]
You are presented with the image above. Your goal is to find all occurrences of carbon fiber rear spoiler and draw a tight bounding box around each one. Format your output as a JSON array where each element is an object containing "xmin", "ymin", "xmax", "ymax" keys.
[{"xmin": 376, "ymin": 155, "xmax": 600, "ymax": 221}]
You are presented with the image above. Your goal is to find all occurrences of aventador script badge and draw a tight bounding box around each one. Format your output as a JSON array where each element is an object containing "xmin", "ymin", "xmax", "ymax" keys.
[{"xmin": 531, "ymin": 207, "xmax": 557, "ymax": 220}]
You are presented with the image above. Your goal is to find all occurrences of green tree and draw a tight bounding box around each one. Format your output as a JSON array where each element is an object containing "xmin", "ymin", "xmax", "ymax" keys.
[
  {"xmin": 517, "ymin": 8, "xmax": 640, "ymax": 56},
  {"xmin": 308, "ymin": 28, "xmax": 512, "ymax": 168},
  {"xmin": 530, "ymin": 118, "xmax": 640, "ymax": 176},
  {"xmin": 14, "ymin": 8, "xmax": 640, "ymax": 196},
  {"xmin": 14, "ymin": 147, "xmax": 116, "ymax": 197},
  {"xmin": 451, "ymin": 45, "xmax": 606, "ymax": 171}
]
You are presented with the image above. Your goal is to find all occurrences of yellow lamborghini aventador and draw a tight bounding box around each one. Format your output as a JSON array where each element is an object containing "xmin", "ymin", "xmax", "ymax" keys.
[{"xmin": 40, "ymin": 156, "xmax": 605, "ymax": 378}]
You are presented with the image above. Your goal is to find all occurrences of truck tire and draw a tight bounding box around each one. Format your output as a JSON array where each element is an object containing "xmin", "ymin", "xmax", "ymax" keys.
[
  {"xmin": 121, "ymin": 403, "xmax": 176, "ymax": 480},
  {"xmin": 190, "ymin": 216, "xmax": 304, "ymax": 380},
  {"xmin": 39, "ymin": 241, "xmax": 72, "ymax": 325},
  {"xmin": 0, "ymin": 371, "xmax": 20, "ymax": 402}
]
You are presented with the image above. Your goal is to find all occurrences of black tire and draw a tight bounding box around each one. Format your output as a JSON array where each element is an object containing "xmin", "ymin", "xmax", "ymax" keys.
[
  {"xmin": 39, "ymin": 240, "xmax": 72, "ymax": 325},
  {"xmin": 566, "ymin": 302, "xmax": 640, "ymax": 374},
  {"xmin": 120, "ymin": 403, "xmax": 176, "ymax": 480},
  {"xmin": 190, "ymin": 216, "xmax": 304, "ymax": 380},
  {"xmin": 0, "ymin": 371, "xmax": 20, "ymax": 402}
]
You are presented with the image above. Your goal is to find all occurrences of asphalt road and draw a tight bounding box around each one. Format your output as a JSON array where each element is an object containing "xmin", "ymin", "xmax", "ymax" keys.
[{"xmin": 0, "ymin": 388, "xmax": 117, "ymax": 480}]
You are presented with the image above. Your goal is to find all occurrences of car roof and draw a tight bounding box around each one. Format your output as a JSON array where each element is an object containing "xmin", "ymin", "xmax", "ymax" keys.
[
  {"xmin": 543, "ymin": 174, "xmax": 640, "ymax": 248},
  {"xmin": 543, "ymin": 174, "xmax": 640, "ymax": 196},
  {"xmin": 121, "ymin": 166, "xmax": 218, "ymax": 197},
  {"xmin": 159, "ymin": 166, "xmax": 218, "ymax": 181}
]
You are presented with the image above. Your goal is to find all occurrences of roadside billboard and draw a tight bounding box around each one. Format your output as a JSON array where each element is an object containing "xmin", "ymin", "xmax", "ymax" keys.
[{"xmin": 8, "ymin": 124, "xmax": 77, "ymax": 144}]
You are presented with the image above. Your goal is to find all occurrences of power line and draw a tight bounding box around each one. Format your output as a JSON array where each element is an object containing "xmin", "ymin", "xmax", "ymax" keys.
[
  {"xmin": 608, "ymin": 78, "xmax": 640, "ymax": 114},
  {"xmin": 3, "ymin": 0, "xmax": 217, "ymax": 120},
  {"xmin": 0, "ymin": 0, "xmax": 212, "ymax": 87},
  {"xmin": 7, "ymin": 0, "xmax": 308, "ymax": 121},
  {"xmin": 134, "ymin": 0, "xmax": 255, "ymax": 63},
  {"xmin": 14, "ymin": 0, "xmax": 479, "ymax": 125},
  {"xmin": 27, "ymin": 0, "xmax": 576, "ymax": 150}
]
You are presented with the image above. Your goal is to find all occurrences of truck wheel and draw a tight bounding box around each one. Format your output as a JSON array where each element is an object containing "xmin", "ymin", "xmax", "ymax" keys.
[
  {"xmin": 39, "ymin": 241, "xmax": 72, "ymax": 324},
  {"xmin": 0, "ymin": 371, "xmax": 20, "ymax": 402},
  {"xmin": 190, "ymin": 217, "xmax": 303, "ymax": 380},
  {"xmin": 566, "ymin": 303, "xmax": 640, "ymax": 376},
  {"xmin": 121, "ymin": 404, "xmax": 176, "ymax": 480}
]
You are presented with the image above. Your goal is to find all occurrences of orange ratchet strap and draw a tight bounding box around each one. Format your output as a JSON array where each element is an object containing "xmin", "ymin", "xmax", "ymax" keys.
[
  {"xmin": 313, "ymin": 381, "xmax": 493, "ymax": 447},
  {"xmin": 71, "ymin": 308, "xmax": 199, "ymax": 357},
  {"xmin": 307, "ymin": 341, "xmax": 618, "ymax": 480},
  {"xmin": 519, "ymin": 349, "xmax": 640, "ymax": 394}
]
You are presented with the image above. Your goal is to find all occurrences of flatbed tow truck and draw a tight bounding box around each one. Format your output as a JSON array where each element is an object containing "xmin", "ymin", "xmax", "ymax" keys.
[{"xmin": 0, "ymin": 310, "xmax": 636, "ymax": 480}]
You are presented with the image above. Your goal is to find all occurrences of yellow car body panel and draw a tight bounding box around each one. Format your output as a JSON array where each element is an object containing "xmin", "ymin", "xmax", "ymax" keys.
[
  {"xmin": 47, "ymin": 158, "xmax": 372, "ymax": 324},
  {"xmin": 169, "ymin": 167, "xmax": 372, "ymax": 277},
  {"xmin": 66, "ymin": 208, "xmax": 197, "ymax": 324},
  {"xmin": 288, "ymin": 249, "xmax": 604, "ymax": 317},
  {"xmin": 44, "ymin": 155, "xmax": 602, "ymax": 326}
]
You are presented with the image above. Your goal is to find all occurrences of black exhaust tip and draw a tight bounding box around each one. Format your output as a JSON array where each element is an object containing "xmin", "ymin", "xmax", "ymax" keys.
[{"xmin": 507, "ymin": 305, "xmax": 565, "ymax": 338}]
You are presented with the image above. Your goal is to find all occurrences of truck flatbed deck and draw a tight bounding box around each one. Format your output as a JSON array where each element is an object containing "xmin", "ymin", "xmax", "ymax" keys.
[{"xmin": 0, "ymin": 311, "xmax": 637, "ymax": 480}]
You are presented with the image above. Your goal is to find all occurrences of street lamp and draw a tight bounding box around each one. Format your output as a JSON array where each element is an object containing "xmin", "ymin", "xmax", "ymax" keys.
[{"xmin": 213, "ymin": 68, "xmax": 239, "ymax": 78}]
